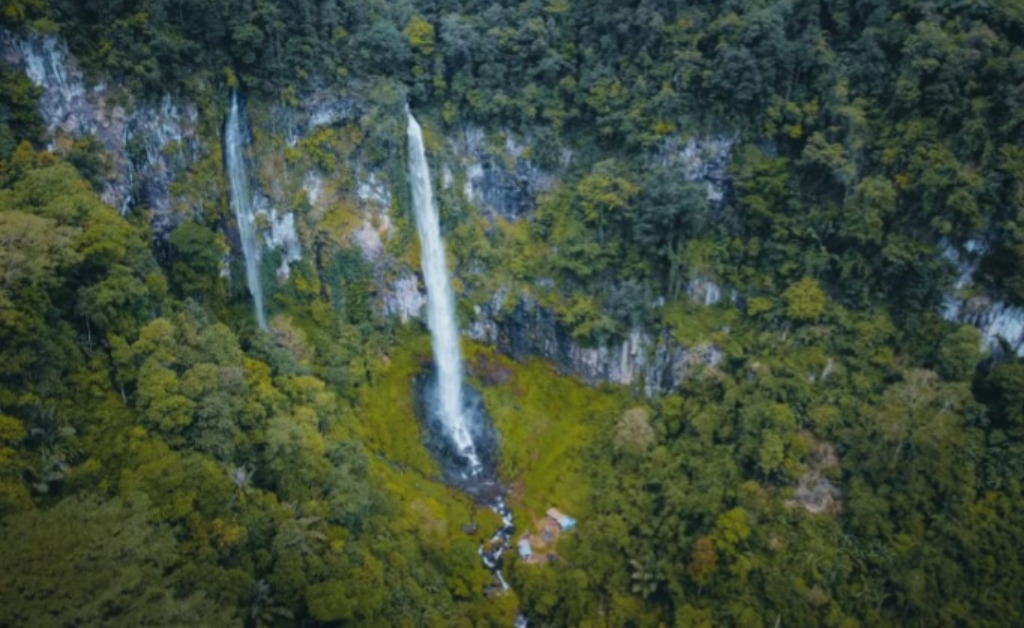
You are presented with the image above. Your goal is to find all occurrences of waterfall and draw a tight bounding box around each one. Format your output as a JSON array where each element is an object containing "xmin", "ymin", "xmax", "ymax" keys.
[
  {"xmin": 225, "ymin": 92, "xmax": 268, "ymax": 330},
  {"xmin": 407, "ymin": 111, "xmax": 523, "ymax": 623},
  {"xmin": 406, "ymin": 111, "xmax": 481, "ymax": 474}
]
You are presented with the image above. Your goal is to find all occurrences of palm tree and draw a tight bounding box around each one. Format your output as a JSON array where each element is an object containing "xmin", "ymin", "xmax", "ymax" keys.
[
  {"xmin": 228, "ymin": 464, "xmax": 255, "ymax": 507},
  {"xmin": 272, "ymin": 505, "xmax": 327, "ymax": 557},
  {"xmin": 25, "ymin": 406, "xmax": 79, "ymax": 494},
  {"xmin": 629, "ymin": 557, "xmax": 662, "ymax": 599},
  {"xmin": 248, "ymin": 579, "xmax": 293, "ymax": 628}
]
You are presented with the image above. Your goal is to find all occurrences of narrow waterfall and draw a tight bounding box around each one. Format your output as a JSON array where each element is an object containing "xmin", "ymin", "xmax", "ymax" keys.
[
  {"xmin": 225, "ymin": 92, "xmax": 268, "ymax": 330},
  {"xmin": 406, "ymin": 111, "xmax": 481, "ymax": 474},
  {"xmin": 407, "ymin": 112, "xmax": 519, "ymax": 618}
]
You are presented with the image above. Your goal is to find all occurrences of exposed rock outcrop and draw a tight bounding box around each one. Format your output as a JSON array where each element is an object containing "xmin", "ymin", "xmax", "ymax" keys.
[
  {"xmin": 687, "ymin": 276, "xmax": 724, "ymax": 307},
  {"xmin": 382, "ymin": 273, "xmax": 427, "ymax": 323},
  {"xmin": 1, "ymin": 31, "xmax": 200, "ymax": 234},
  {"xmin": 257, "ymin": 197, "xmax": 302, "ymax": 279},
  {"xmin": 657, "ymin": 134, "xmax": 736, "ymax": 207},
  {"xmin": 789, "ymin": 434, "xmax": 841, "ymax": 515},
  {"xmin": 468, "ymin": 294, "xmax": 723, "ymax": 396},
  {"xmin": 658, "ymin": 135, "xmax": 737, "ymax": 303},
  {"xmin": 942, "ymin": 240, "xmax": 1024, "ymax": 356},
  {"xmin": 449, "ymin": 126, "xmax": 557, "ymax": 221}
]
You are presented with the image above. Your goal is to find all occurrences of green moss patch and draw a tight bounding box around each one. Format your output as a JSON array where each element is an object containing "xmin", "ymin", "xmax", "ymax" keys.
[
  {"xmin": 357, "ymin": 327, "xmax": 438, "ymax": 476},
  {"xmin": 465, "ymin": 342, "xmax": 626, "ymax": 520}
]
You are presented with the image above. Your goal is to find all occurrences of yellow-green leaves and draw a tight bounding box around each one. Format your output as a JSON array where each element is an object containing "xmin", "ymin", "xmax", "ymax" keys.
[
  {"xmin": 614, "ymin": 407, "xmax": 656, "ymax": 454},
  {"xmin": 404, "ymin": 16, "xmax": 436, "ymax": 57},
  {"xmin": 712, "ymin": 507, "xmax": 751, "ymax": 556},
  {"xmin": 544, "ymin": 0, "xmax": 571, "ymax": 15},
  {"xmin": 783, "ymin": 277, "xmax": 827, "ymax": 322}
]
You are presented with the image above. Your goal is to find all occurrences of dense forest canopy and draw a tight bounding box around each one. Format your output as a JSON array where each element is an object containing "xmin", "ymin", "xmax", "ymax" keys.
[{"xmin": 1, "ymin": 0, "xmax": 1024, "ymax": 626}]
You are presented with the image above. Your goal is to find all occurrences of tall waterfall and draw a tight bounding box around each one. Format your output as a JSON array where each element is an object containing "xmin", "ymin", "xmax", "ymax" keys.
[
  {"xmin": 225, "ymin": 92, "xmax": 268, "ymax": 330},
  {"xmin": 406, "ymin": 111, "xmax": 481, "ymax": 475}
]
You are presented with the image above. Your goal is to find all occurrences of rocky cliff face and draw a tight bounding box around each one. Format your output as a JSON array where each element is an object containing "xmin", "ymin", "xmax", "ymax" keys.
[
  {"xmin": 450, "ymin": 131, "xmax": 734, "ymax": 394},
  {"xmin": 447, "ymin": 125, "xmax": 559, "ymax": 221},
  {"xmin": 307, "ymin": 113, "xmax": 733, "ymax": 391},
  {"xmin": 468, "ymin": 293, "xmax": 723, "ymax": 396},
  {"xmin": 943, "ymin": 241, "xmax": 1024, "ymax": 356},
  {"xmin": 3, "ymin": 28, "xmax": 735, "ymax": 391},
  {"xmin": 657, "ymin": 134, "xmax": 736, "ymax": 207},
  {"xmin": 1, "ymin": 31, "xmax": 200, "ymax": 234},
  {"xmin": 2, "ymin": 29, "xmax": 308, "ymax": 268}
]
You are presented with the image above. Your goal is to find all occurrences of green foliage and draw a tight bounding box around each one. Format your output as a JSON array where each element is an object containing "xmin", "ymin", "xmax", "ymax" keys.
[
  {"xmin": 305, "ymin": 554, "xmax": 384, "ymax": 622},
  {"xmin": 614, "ymin": 407, "xmax": 655, "ymax": 455},
  {"xmin": 1, "ymin": 0, "xmax": 47, "ymax": 28},
  {"xmin": 357, "ymin": 327, "xmax": 440, "ymax": 476},
  {"xmin": 0, "ymin": 67, "xmax": 43, "ymax": 158},
  {"xmin": 169, "ymin": 221, "xmax": 227, "ymax": 299},
  {"xmin": 783, "ymin": 277, "xmax": 827, "ymax": 322},
  {"xmin": 980, "ymin": 362, "xmax": 1024, "ymax": 428},
  {"xmin": 937, "ymin": 325, "xmax": 982, "ymax": 382},
  {"xmin": 403, "ymin": 16, "xmax": 435, "ymax": 57},
  {"xmin": 467, "ymin": 342, "xmax": 625, "ymax": 516},
  {"xmin": 0, "ymin": 493, "xmax": 238, "ymax": 626},
  {"xmin": 0, "ymin": 138, "xmax": 513, "ymax": 624},
  {"xmin": 8, "ymin": 1, "xmax": 1024, "ymax": 625}
]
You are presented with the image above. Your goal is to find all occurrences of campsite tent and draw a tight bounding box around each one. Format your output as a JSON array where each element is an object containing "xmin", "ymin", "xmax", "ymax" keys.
[{"xmin": 517, "ymin": 538, "xmax": 533, "ymax": 559}]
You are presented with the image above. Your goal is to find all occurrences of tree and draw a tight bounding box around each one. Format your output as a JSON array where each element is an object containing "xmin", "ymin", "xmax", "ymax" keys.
[
  {"xmin": 634, "ymin": 169, "xmax": 709, "ymax": 296},
  {"xmin": 248, "ymin": 579, "xmax": 293, "ymax": 627},
  {"xmin": 711, "ymin": 507, "xmax": 750, "ymax": 556},
  {"xmin": 0, "ymin": 68, "xmax": 43, "ymax": 158},
  {"xmin": 351, "ymin": 21, "xmax": 411, "ymax": 76},
  {"xmin": 575, "ymin": 161, "xmax": 638, "ymax": 245},
  {"xmin": 0, "ymin": 0, "xmax": 47, "ymax": 27},
  {"xmin": 783, "ymin": 277, "xmax": 827, "ymax": 321},
  {"xmin": 169, "ymin": 221, "xmax": 226, "ymax": 298},
  {"xmin": 687, "ymin": 536, "xmax": 719, "ymax": 587},
  {"xmin": 614, "ymin": 406, "xmax": 655, "ymax": 455},
  {"xmin": 980, "ymin": 362, "xmax": 1024, "ymax": 428},
  {"xmin": 0, "ymin": 493, "xmax": 238, "ymax": 626},
  {"xmin": 404, "ymin": 16, "xmax": 436, "ymax": 56},
  {"xmin": 0, "ymin": 413, "xmax": 30, "ymax": 514},
  {"xmin": 936, "ymin": 325, "xmax": 982, "ymax": 382},
  {"xmin": 0, "ymin": 210, "xmax": 77, "ymax": 327},
  {"xmin": 304, "ymin": 553, "xmax": 384, "ymax": 622},
  {"xmin": 867, "ymin": 369, "xmax": 971, "ymax": 466},
  {"xmin": 758, "ymin": 430, "xmax": 786, "ymax": 477}
]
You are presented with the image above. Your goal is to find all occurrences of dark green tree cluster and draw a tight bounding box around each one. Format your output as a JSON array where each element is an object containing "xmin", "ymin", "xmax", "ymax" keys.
[
  {"xmin": 0, "ymin": 137, "xmax": 512, "ymax": 625},
  {"xmin": 43, "ymin": 0, "xmax": 423, "ymax": 96},
  {"xmin": 505, "ymin": 310, "xmax": 1024, "ymax": 626}
]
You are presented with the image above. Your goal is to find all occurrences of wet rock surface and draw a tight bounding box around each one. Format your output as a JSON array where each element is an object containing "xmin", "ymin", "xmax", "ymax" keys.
[
  {"xmin": 469, "ymin": 295, "xmax": 723, "ymax": 396},
  {"xmin": 413, "ymin": 373, "xmax": 516, "ymax": 593}
]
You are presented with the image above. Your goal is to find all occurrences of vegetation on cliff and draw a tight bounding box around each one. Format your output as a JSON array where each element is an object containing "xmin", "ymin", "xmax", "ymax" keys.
[{"xmin": 2, "ymin": 0, "xmax": 1024, "ymax": 626}]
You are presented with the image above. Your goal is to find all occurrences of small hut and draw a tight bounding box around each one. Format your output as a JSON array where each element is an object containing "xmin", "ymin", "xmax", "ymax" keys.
[{"xmin": 547, "ymin": 508, "xmax": 576, "ymax": 532}]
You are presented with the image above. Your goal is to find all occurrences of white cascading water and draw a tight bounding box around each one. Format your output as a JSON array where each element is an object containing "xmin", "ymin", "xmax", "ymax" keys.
[
  {"xmin": 406, "ymin": 111, "xmax": 481, "ymax": 474},
  {"xmin": 942, "ymin": 240, "xmax": 1024, "ymax": 356},
  {"xmin": 408, "ymin": 111, "xmax": 520, "ymax": 621},
  {"xmin": 226, "ymin": 92, "xmax": 268, "ymax": 330}
]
